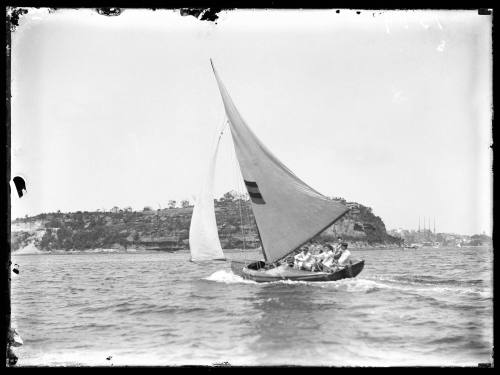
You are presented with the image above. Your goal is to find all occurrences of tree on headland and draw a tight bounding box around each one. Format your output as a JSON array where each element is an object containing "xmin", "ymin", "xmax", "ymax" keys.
[
  {"xmin": 219, "ymin": 191, "xmax": 238, "ymax": 203},
  {"xmin": 168, "ymin": 200, "xmax": 177, "ymax": 209},
  {"xmin": 40, "ymin": 229, "xmax": 55, "ymax": 250},
  {"xmin": 180, "ymin": 200, "xmax": 190, "ymax": 208},
  {"xmin": 143, "ymin": 206, "xmax": 152, "ymax": 212}
]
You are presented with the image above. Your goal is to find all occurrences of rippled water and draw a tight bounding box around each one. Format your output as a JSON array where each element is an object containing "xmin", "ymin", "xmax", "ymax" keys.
[{"xmin": 11, "ymin": 246, "xmax": 493, "ymax": 366}]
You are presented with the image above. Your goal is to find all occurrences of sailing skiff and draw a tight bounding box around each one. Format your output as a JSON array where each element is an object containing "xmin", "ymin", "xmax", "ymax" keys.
[
  {"xmin": 189, "ymin": 59, "xmax": 365, "ymax": 282},
  {"xmin": 230, "ymin": 260, "xmax": 365, "ymax": 283}
]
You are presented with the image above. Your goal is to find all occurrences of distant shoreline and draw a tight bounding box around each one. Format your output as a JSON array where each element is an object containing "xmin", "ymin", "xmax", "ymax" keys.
[
  {"xmin": 10, "ymin": 199, "xmax": 403, "ymax": 253},
  {"xmin": 12, "ymin": 245, "xmax": 492, "ymax": 256}
]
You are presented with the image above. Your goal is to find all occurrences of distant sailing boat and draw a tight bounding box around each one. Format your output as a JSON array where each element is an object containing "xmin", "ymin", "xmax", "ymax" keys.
[
  {"xmin": 188, "ymin": 121, "xmax": 227, "ymax": 262},
  {"xmin": 197, "ymin": 59, "xmax": 364, "ymax": 281}
]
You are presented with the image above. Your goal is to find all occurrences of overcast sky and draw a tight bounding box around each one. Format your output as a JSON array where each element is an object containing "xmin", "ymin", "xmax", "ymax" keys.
[{"xmin": 10, "ymin": 9, "xmax": 492, "ymax": 235}]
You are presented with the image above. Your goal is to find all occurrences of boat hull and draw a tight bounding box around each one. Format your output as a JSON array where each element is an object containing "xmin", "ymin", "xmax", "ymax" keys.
[{"xmin": 230, "ymin": 260, "xmax": 365, "ymax": 283}]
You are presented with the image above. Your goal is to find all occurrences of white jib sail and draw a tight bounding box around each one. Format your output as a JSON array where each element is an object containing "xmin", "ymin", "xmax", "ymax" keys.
[{"xmin": 189, "ymin": 122, "xmax": 226, "ymax": 261}]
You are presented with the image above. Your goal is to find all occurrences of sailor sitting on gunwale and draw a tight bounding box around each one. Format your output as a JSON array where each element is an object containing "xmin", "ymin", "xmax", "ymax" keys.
[
  {"xmin": 293, "ymin": 246, "xmax": 315, "ymax": 271},
  {"xmin": 337, "ymin": 243, "xmax": 352, "ymax": 267}
]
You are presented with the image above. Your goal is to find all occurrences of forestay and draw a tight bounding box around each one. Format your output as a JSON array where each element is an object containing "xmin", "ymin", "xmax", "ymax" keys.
[
  {"xmin": 188, "ymin": 122, "xmax": 226, "ymax": 261},
  {"xmin": 210, "ymin": 60, "xmax": 349, "ymax": 263}
]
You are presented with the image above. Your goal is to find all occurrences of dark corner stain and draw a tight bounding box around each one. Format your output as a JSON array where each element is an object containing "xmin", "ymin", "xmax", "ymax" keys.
[
  {"xmin": 478, "ymin": 9, "xmax": 492, "ymax": 15},
  {"xmin": 7, "ymin": 346, "xmax": 18, "ymax": 366},
  {"xmin": 96, "ymin": 8, "xmax": 123, "ymax": 17},
  {"xmin": 179, "ymin": 8, "xmax": 228, "ymax": 23},
  {"xmin": 7, "ymin": 7, "xmax": 29, "ymax": 32},
  {"xmin": 13, "ymin": 176, "xmax": 26, "ymax": 198}
]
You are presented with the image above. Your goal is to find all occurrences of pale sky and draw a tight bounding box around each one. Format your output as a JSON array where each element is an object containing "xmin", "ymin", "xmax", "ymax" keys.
[{"xmin": 10, "ymin": 9, "xmax": 492, "ymax": 235}]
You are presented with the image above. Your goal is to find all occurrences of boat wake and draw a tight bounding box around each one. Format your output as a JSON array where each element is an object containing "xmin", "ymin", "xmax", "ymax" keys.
[
  {"xmin": 204, "ymin": 270, "xmax": 257, "ymax": 284},
  {"xmin": 274, "ymin": 278, "xmax": 397, "ymax": 293},
  {"xmin": 203, "ymin": 270, "xmax": 491, "ymax": 298},
  {"xmin": 204, "ymin": 270, "xmax": 388, "ymax": 292},
  {"xmin": 370, "ymin": 275, "xmax": 492, "ymax": 298},
  {"xmin": 375, "ymin": 274, "xmax": 484, "ymax": 287},
  {"xmin": 313, "ymin": 278, "xmax": 391, "ymax": 292}
]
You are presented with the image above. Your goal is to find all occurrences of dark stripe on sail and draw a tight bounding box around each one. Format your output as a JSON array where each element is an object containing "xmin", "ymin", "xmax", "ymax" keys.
[
  {"xmin": 244, "ymin": 180, "xmax": 266, "ymax": 204},
  {"xmin": 249, "ymin": 191, "xmax": 266, "ymax": 204},
  {"xmin": 244, "ymin": 180, "xmax": 258, "ymax": 188},
  {"xmin": 246, "ymin": 185, "xmax": 260, "ymax": 194}
]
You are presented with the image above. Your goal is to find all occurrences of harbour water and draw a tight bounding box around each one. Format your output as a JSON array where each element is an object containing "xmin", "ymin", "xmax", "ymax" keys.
[{"xmin": 11, "ymin": 246, "xmax": 493, "ymax": 366}]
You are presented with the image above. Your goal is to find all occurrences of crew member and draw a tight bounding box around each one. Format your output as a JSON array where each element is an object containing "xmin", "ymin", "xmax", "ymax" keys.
[{"xmin": 294, "ymin": 246, "xmax": 314, "ymax": 271}]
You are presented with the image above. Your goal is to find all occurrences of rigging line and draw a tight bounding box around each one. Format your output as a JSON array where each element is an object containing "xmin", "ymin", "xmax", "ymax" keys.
[
  {"xmin": 226, "ymin": 127, "xmax": 240, "ymax": 255},
  {"xmin": 233, "ymin": 138, "xmax": 247, "ymax": 255},
  {"xmin": 217, "ymin": 118, "xmax": 228, "ymax": 141},
  {"xmin": 210, "ymin": 115, "xmax": 227, "ymax": 248},
  {"xmin": 211, "ymin": 116, "xmax": 227, "ymax": 156},
  {"xmin": 239, "ymin": 153, "xmax": 250, "ymax": 254},
  {"xmin": 227, "ymin": 128, "xmax": 247, "ymax": 257},
  {"xmin": 238, "ymin": 168, "xmax": 248, "ymax": 250},
  {"xmin": 243, "ymin": 188, "xmax": 252, "ymax": 256},
  {"xmin": 242, "ymin": 179, "xmax": 254, "ymax": 258},
  {"xmin": 237, "ymin": 180, "xmax": 246, "ymax": 253}
]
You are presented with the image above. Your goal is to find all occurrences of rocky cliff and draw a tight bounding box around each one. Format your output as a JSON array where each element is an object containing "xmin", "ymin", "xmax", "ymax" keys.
[{"xmin": 11, "ymin": 194, "xmax": 400, "ymax": 252}]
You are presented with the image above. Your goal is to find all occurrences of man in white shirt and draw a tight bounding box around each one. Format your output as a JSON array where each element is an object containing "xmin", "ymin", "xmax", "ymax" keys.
[
  {"xmin": 294, "ymin": 246, "xmax": 314, "ymax": 271},
  {"xmin": 337, "ymin": 243, "xmax": 352, "ymax": 267},
  {"xmin": 319, "ymin": 244, "xmax": 338, "ymax": 272}
]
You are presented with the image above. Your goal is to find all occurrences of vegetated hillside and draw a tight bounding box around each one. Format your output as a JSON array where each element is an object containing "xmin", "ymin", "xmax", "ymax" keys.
[{"xmin": 11, "ymin": 193, "xmax": 399, "ymax": 252}]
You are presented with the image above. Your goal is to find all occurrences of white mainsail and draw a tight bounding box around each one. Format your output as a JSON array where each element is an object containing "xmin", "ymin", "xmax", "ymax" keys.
[
  {"xmin": 210, "ymin": 60, "xmax": 349, "ymax": 264},
  {"xmin": 188, "ymin": 123, "xmax": 226, "ymax": 261}
]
